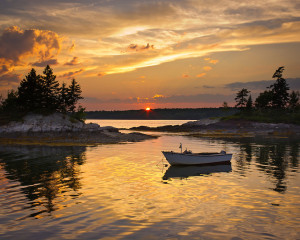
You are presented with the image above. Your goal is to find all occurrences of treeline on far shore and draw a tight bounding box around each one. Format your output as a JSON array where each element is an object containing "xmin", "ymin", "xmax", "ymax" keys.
[{"xmin": 86, "ymin": 108, "xmax": 238, "ymax": 120}]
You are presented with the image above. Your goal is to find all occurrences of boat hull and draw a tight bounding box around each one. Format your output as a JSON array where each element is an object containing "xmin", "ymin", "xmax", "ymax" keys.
[{"xmin": 162, "ymin": 151, "xmax": 232, "ymax": 166}]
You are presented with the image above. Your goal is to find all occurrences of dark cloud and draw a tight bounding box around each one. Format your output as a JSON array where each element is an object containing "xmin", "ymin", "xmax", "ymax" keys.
[
  {"xmin": 32, "ymin": 58, "xmax": 58, "ymax": 67},
  {"xmin": 202, "ymin": 85, "xmax": 216, "ymax": 89},
  {"xmin": 0, "ymin": 63, "xmax": 11, "ymax": 75},
  {"xmin": 127, "ymin": 43, "xmax": 154, "ymax": 52},
  {"xmin": 64, "ymin": 57, "xmax": 79, "ymax": 66},
  {"xmin": 0, "ymin": 73, "xmax": 21, "ymax": 86},
  {"xmin": 224, "ymin": 6, "xmax": 264, "ymax": 18},
  {"xmin": 154, "ymin": 93, "xmax": 233, "ymax": 103},
  {"xmin": 0, "ymin": 26, "xmax": 60, "ymax": 64},
  {"xmin": 0, "ymin": 26, "xmax": 35, "ymax": 62},
  {"xmin": 225, "ymin": 78, "xmax": 300, "ymax": 91},
  {"xmin": 61, "ymin": 69, "xmax": 84, "ymax": 79}
]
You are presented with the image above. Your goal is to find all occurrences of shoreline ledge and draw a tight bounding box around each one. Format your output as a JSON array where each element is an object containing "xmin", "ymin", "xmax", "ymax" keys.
[
  {"xmin": 130, "ymin": 119, "xmax": 300, "ymax": 138},
  {"xmin": 0, "ymin": 113, "xmax": 157, "ymax": 145}
]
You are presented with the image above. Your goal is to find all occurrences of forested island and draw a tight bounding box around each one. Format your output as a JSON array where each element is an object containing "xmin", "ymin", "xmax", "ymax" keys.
[
  {"xmin": 86, "ymin": 108, "xmax": 238, "ymax": 120},
  {"xmin": 0, "ymin": 66, "xmax": 156, "ymax": 145}
]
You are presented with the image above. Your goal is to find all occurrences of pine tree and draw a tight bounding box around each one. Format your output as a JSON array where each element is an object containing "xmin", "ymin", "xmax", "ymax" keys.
[
  {"xmin": 41, "ymin": 65, "xmax": 60, "ymax": 112},
  {"xmin": 235, "ymin": 88, "xmax": 250, "ymax": 109},
  {"xmin": 1, "ymin": 90, "xmax": 19, "ymax": 112},
  {"xmin": 59, "ymin": 82, "xmax": 69, "ymax": 113},
  {"xmin": 246, "ymin": 95, "xmax": 253, "ymax": 110},
  {"xmin": 18, "ymin": 68, "xmax": 44, "ymax": 112},
  {"xmin": 67, "ymin": 79, "xmax": 83, "ymax": 112},
  {"xmin": 269, "ymin": 66, "xmax": 289, "ymax": 109}
]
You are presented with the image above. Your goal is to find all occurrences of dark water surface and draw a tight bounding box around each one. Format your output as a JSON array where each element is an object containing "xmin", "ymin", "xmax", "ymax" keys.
[{"xmin": 0, "ymin": 133, "xmax": 299, "ymax": 239}]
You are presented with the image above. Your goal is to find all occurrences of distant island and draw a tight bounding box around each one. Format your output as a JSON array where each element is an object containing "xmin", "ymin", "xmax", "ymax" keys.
[{"xmin": 86, "ymin": 108, "xmax": 238, "ymax": 120}]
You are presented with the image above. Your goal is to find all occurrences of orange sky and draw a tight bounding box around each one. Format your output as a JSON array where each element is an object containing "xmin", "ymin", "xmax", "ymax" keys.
[{"xmin": 0, "ymin": 0, "xmax": 299, "ymax": 110}]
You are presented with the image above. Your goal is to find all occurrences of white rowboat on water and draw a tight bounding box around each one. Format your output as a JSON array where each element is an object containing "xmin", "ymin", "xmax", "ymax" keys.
[
  {"xmin": 162, "ymin": 144, "xmax": 232, "ymax": 166},
  {"xmin": 162, "ymin": 151, "xmax": 232, "ymax": 165}
]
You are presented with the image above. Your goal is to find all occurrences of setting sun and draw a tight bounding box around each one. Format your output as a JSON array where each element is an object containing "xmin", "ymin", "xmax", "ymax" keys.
[{"xmin": 145, "ymin": 107, "xmax": 151, "ymax": 111}]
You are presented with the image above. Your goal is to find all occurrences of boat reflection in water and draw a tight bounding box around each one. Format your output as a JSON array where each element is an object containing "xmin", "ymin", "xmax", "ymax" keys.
[{"xmin": 163, "ymin": 163, "xmax": 232, "ymax": 180}]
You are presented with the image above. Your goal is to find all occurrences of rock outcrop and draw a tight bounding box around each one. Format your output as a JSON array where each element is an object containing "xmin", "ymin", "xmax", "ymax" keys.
[
  {"xmin": 0, "ymin": 113, "xmax": 101, "ymax": 133},
  {"xmin": 0, "ymin": 113, "xmax": 157, "ymax": 145}
]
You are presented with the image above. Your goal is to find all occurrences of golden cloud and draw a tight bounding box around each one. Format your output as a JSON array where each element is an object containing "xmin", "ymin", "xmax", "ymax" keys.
[
  {"xmin": 69, "ymin": 41, "xmax": 75, "ymax": 52},
  {"xmin": 209, "ymin": 59, "xmax": 219, "ymax": 64},
  {"xmin": 0, "ymin": 26, "xmax": 61, "ymax": 64},
  {"xmin": 204, "ymin": 57, "xmax": 219, "ymax": 64},
  {"xmin": 203, "ymin": 66, "xmax": 212, "ymax": 71},
  {"xmin": 98, "ymin": 72, "xmax": 106, "ymax": 77},
  {"xmin": 196, "ymin": 73, "xmax": 206, "ymax": 78},
  {"xmin": 136, "ymin": 97, "xmax": 151, "ymax": 103},
  {"xmin": 153, "ymin": 94, "xmax": 165, "ymax": 99},
  {"xmin": 0, "ymin": 26, "xmax": 61, "ymax": 89}
]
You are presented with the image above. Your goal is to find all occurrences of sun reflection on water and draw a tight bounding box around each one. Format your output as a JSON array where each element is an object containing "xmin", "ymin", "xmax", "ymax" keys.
[{"xmin": 0, "ymin": 134, "xmax": 299, "ymax": 239}]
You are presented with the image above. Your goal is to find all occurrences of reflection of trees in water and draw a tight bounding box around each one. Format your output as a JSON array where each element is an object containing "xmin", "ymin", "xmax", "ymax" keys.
[
  {"xmin": 0, "ymin": 145, "xmax": 86, "ymax": 213},
  {"xmin": 235, "ymin": 141, "xmax": 253, "ymax": 176},
  {"xmin": 232, "ymin": 138, "xmax": 299, "ymax": 193}
]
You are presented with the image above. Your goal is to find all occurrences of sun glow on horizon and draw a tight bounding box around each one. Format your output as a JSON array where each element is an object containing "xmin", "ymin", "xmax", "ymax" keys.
[{"xmin": 145, "ymin": 107, "xmax": 151, "ymax": 111}]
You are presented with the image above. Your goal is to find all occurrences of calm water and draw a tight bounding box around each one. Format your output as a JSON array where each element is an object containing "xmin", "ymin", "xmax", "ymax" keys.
[
  {"xmin": 0, "ymin": 120, "xmax": 299, "ymax": 240},
  {"xmin": 85, "ymin": 119, "xmax": 195, "ymax": 129}
]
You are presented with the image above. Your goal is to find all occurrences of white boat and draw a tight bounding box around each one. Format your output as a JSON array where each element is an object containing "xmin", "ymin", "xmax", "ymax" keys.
[{"xmin": 162, "ymin": 144, "xmax": 232, "ymax": 166}]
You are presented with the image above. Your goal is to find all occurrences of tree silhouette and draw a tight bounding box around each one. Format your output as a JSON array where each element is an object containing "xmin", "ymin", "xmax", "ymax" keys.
[
  {"xmin": 41, "ymin": 65, "xmax": 60, "ymax": 111},
  {"xmin": 246, "ymin": 95, "xmax": 253, "ymax": 110},
  {"xmin": 1, "ymin": 66, "xmax": 84, "ymax": 118},
  {"xmin": 255, "ymin": 90, "xmax": 273, "ymax": 109},
  {"xmin": 235, "ymin": 88, "xmax": 250, "ymax": 109},
  {"xmin": 67, "ymin": 79, "xmax": 83, "ymax": 112},
  {"xmin": 269, "ymin": 66, "xmax": 289, "ymax": 109},
  {"xmin": 59, "ymin": 82, "xmax": 69, "ymax": 113},
  {"xmin": 0, "ymin": 90, "xmax": 19, "ymax": 111},
  {"xmin": 18, "ymin": 68, "xmax": 44, "ymax": 112}
]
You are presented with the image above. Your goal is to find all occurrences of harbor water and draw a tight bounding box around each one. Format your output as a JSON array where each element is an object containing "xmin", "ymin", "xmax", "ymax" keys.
[{"xmin": 0, "ymin": 120, "xmax": 299, "ymax": 239}]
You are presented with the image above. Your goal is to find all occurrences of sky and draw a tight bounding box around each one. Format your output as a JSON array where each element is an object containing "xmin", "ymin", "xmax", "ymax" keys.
[{"xmin": 0, "ymin": 0, "xmax": 299, "ymax": 110}]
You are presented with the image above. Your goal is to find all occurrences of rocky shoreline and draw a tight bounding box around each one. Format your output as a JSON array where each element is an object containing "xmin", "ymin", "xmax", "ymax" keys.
[
  {"xmin": 130, "ymin": 119, "xmax": 300, "ymax": 138},
  {"xmin": 0, "ymin": 113, "xmax": 157, "ymax": 145},
  {"xmin": 1, "ymin": 113, "xmax": 298, "ymax": 145}
]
